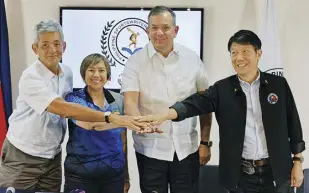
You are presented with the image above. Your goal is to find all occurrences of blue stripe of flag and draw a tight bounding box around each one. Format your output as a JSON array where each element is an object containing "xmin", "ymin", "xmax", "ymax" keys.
[{"xmin": 0, "ymin": 0, "xmax": 12, "ymax": 126}]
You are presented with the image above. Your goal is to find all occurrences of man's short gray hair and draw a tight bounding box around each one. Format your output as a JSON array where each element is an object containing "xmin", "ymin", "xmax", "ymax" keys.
[
  {"xmin": 148, "ymin": 6, "xmax": 176, "ymax": 26},
  {"xmin": 33, "ymin": 19, "xmax": 64, "ymax": 44}
]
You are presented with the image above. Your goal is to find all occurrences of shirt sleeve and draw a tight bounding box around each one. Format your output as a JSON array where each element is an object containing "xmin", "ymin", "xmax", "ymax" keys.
[
  {"xmin": 284, "ymin": 78, "xmax": 306, "ymax": 154},
  {"xmin": 171, "ymin": 83, "xmax": 218, "ymax": 122},
  {"xmin": 67, "ymin": 66, "xmax": 74, "ymax": 92},
  {"xmin": 19, "ymin": 72, "xmax": 59, "ymax": 115},
  {"xmin": 121, "ymin": 57, "xmax": 140, "ymax": 93},
  {"xmin": 115, "ymin": 94, "xmax": 126, "ymax": 131},
  {"xmin": 117, "ymin": 94, "xmax": 125, "ymax": 115},
  {"xmin": 196, "ymin": 58, "xmax": 209, "ymax": 91}
]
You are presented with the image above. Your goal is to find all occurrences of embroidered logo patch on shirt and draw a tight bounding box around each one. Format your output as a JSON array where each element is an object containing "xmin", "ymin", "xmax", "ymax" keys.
[{"xmin": 267, "ymin": 93, "xmax": 278, "ymax": 104}]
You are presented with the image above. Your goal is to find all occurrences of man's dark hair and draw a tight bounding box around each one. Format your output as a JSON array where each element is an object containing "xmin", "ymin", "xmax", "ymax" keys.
[
  {"xmin": 148, "ymin": 6, "xmax": 176, "ymax": 26},
  {"xmin": 227, "ymin": 30, "xmax": 262, "ymax": 52}
]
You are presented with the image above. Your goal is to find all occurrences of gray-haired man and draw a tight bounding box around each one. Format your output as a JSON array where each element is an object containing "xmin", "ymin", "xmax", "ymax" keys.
[{"xmin": 0, "ymin": 19, "xmax": 146, "ymax": 192}]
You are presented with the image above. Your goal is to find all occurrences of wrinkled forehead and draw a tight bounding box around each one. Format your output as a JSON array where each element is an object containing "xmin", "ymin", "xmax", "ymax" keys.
[{"xmin": 37, "ymin": 32, "xmax": 62, "ymax": 43}]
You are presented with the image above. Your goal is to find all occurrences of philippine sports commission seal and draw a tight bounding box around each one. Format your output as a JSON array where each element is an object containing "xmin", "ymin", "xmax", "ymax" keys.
[
  {"xmin": 101, "ymin": 18, "xmax": 148, "ymax": 66},
  {"xmin": 265, "ymin": 68, "xmax": 283, "ymax": 76}
]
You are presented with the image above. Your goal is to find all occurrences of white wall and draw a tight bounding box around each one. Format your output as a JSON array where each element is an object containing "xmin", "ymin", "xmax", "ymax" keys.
[{"xmin": 4, "ymin": 0, "xmax": 309, "ymax": 192}]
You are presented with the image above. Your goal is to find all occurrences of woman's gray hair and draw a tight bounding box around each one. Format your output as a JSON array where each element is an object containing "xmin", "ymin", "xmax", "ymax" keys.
[{"xmin": 33, "ymin": 19, "xmax": 64, "ymax": 44}]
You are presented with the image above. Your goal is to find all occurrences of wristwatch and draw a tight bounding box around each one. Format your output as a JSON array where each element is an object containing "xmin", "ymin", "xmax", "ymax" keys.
[
  {"xmin": 105, "ymin": 111, "xmax": 112, "ymax": 123},
  {"xmin": 293, "ymin": 156, "xmax": 304, "ymax": 163},
  {"xmin": 200, "ymin": 141, "xmax": 213, "ymax": 147}
]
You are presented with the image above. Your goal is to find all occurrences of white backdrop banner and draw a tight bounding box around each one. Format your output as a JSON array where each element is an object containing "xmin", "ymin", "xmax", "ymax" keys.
[{"xmin": 60, "ymin": 8, "xmax": 204, "ymax": 89}]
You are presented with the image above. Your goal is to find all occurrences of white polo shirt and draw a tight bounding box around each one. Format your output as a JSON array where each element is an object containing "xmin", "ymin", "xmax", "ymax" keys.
[
  {"xmin": 7, "ymin": 59, "xmax": 73, "ymax": 159},
  {"xmin": 121, "ymin": 42, "xmax": 209, "ymax": 161}
]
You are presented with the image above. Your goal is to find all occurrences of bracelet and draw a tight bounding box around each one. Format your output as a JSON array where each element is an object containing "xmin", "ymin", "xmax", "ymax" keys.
[{"xmin": 124, "ymin": 179, "xmax": 130, "ymax": 182}]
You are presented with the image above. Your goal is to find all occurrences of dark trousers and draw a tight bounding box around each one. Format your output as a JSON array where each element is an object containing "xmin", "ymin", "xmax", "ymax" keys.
[
  {"xmin": 64, "ymin": 172, "xmax": 124, "ymax": 193},
  {"xmin": 228, "ymin": 162, "xmax": 294, "ymax": 193},
  {"xmin": 136, "ymin": 151, "xmax": 200, "ymax": 193}
]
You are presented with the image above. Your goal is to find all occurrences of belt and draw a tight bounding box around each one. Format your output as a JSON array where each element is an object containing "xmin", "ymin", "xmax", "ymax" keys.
[{"xmin": 241, "ymin": 157, "xmax": 270, "ymax": 167}]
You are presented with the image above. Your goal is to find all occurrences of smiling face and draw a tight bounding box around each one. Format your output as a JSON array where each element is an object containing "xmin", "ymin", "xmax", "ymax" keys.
[
  {"xmin": 147, "ymin": 11, "xmax": 179, "ymax": 55},
  {"xmin": 230, "ymin": 43, "xmax": 262, "ymax": 78},
  {"xmin": 84, "ymin": 62, "xmax": 108, "ymax": 91},
  {"xmin": 32, "ymin": 32, "xmax": 66, "ymax": 69}
]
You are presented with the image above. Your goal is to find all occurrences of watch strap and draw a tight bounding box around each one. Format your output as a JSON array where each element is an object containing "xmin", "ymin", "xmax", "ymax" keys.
[
  {"xmin": 200, "ymin": 141, "xmax": 213, "ymax": 147},
  {"xmin": 292, "ymin": 156, "xmax": 304, "ymax": 163}
]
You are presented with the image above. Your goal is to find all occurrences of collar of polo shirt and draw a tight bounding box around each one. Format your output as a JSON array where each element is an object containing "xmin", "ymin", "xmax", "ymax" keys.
[{"xmin": 147, "ymin": 42, "xmax": 180, "ymax": 59}]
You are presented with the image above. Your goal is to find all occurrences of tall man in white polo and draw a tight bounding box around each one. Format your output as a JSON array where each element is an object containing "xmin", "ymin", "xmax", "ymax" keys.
[{"xmin": 121, "ymin": 6, "xmax": 212, "ymax": 193}]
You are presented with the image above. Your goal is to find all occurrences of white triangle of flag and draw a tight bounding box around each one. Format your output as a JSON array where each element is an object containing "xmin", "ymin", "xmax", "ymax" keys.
[{"xmin": 258, "ymin": 0, "xmax": 284, "ymax": 76}]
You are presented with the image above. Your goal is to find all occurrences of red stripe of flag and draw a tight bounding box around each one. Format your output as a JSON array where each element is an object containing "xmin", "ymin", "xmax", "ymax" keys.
[{"xmin": 0, "ymin": 84, "xmax": 7, "ymax": 151}]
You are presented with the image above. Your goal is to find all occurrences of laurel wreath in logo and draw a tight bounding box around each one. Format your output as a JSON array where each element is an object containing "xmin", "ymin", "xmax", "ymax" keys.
[{"xmin": 101, "ymin": 20, "xmax": 116, "ymax": 67}]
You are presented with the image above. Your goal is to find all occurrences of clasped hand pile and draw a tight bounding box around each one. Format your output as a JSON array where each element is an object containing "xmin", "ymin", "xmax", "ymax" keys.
[{"xmin": 109, "ymin": 112, "xmax": 169, "ymax": 133}]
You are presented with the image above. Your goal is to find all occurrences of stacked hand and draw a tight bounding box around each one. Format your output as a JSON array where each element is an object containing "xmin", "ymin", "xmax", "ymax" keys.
[
  {"xmin": 109, "ymin": 113, "xmax": 166, "ymax": 133},
  {"xmin": 134, "ymin": 113, "xmax": 168, "ymax": 125},
  {"xmin": 134, "ymin": 113, "xmax": 170, "ymax": 133}
]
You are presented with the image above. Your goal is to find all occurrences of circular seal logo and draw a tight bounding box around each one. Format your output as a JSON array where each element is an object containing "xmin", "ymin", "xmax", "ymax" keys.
[
  {"xmin": 101, "ymin": 18, "xmax": 148, "ymax": 66},
  {"xmin": 267, "ymin": 93, "xmax": 278, "ymax": 104},
  {"xmin": 265, "ymin": 68, "xmax": 283, "ymax": 77}
]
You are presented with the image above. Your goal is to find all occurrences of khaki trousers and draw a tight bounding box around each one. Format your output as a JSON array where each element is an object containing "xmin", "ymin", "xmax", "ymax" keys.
[{"xmin": 0, "ymin": 139, "xmax": 61, "ymax": 192}]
